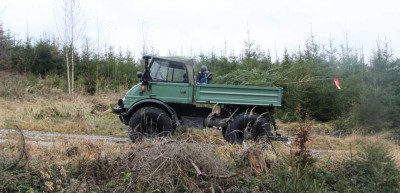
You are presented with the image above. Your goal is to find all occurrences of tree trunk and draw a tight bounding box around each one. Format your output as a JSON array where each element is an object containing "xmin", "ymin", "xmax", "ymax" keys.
[
  {"xmin": 65, "ymin": 47, "xmax": 71, "ymax": 94},
  {"xmin": 70, "ymin": 1, "xmax": 75, "ymax": 94},
  {"xmin": 95, "ymin": 45, "xmax": 99, "ymax": 92},
  {"xmin": 71, "ymin": 44, "xmax": 74, "ymax": 94}
]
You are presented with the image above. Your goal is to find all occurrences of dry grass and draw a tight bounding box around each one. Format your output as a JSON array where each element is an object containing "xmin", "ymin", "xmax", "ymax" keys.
[
  {"xmin": 0, "ymin": 72, "xmax": 127, "ymax": 137},
  {"xmin": 274, "ymin": 120, "xmax": 400, "ymax": 167},
  {"xmin": 1, "ymin": 126, "xmax": 399, "ymax": 191},
  {"xmin": 0, "ymin": 95, "xmax": 126, "ymax": 136}
]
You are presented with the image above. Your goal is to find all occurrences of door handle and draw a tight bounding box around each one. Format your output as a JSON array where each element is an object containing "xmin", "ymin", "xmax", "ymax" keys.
[{"xmin": 180, "ymin": 91, "xmax": 186, "ymax": 94}]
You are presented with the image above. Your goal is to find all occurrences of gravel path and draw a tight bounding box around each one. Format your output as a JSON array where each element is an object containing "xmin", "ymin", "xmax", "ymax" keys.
[{"xmin": 0, "ymin": 129, "xmax": 129, "ymax": 146}]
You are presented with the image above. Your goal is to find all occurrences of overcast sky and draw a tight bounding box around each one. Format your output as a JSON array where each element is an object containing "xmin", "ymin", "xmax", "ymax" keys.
[{"xmin": 1, "ymin": 0, "xmax": 399, "ymax": 60}]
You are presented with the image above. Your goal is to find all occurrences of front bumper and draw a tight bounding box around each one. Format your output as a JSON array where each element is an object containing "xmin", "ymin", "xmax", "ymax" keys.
[
  {"xmin": 112, "ymin": 99, "xmax": 129, "ymax": 125},
  {"xmin": 112, "ymin": 99, "xmax": 126, "ymax": 115},
  {"xmin": 112, "ymin": 105, "xmax": 125, "ymax": 114},
  {"xmin": 112, "ymin": 105, "xmax": 129, "ymax": 125}
]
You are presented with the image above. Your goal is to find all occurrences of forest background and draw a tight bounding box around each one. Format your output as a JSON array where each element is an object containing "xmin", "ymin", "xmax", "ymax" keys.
[{"xmin": 1, "ymin": 18, "xmax": 399, "ymax": 133}]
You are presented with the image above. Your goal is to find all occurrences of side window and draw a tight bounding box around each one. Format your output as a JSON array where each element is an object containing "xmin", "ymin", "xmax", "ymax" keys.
[
  {"xmin": 170, "ymin": 62, "xmax": 186, "ymax": 82},
  {"xmin": 149, "ymin": 60, "xmax": 187, "ymax": 82}
]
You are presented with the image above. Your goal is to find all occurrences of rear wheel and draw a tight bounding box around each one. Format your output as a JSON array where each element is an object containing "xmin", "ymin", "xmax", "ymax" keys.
[
  {"xmin": 224, "ymin": 112, "xmax": 271, "ymax": 143},
  {"xmin": 128, "ymin": 107, "xmax": 174, "ymax": 142}
]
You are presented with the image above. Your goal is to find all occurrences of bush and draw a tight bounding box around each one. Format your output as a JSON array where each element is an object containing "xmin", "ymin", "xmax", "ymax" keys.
[
  {"xmin": 334, "ymin": 143, "xmax": 400, "ymax": 192},
  {"xmin": 265, "ymin": 157, "xmax": 330, "ymax": 193},
  {"xmin": 333, "ymin": 113, "xmax": 356, "ymax": 135}
]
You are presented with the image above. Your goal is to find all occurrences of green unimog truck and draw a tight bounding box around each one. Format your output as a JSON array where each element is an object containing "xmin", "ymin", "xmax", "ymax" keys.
[{"xmin": 113, "ymin": 55, "xmax": 284, "ymax": 143}]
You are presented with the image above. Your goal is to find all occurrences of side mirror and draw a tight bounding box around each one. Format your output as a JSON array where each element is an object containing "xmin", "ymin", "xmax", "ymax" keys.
[
  {"xmin": 142, "ymin": 55, "xmax": 152, "ymax": 60},
  {"xmin": 137, "ymin": 72, "xmax": 143, "ymax": 79},
  {"xmin": 141, "ymin": 55, "xmax": 151, "ymax": 85}
]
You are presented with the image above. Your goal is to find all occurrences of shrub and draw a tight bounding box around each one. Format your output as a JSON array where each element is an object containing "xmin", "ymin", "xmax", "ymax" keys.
[
  {"xmin": 265, "ymin": 157, "xmax": 330, "ymax": 193},
  {"xmin": 334, "ymin": 143, "xmax": 400, "ymax": 192}
]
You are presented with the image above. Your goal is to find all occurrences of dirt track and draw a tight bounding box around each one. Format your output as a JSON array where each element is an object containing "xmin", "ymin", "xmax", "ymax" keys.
[
  {"xmin": 0, "ymin": 128, "xmax": 341, "ymax": 156},
  {"xmin": 0, "ymin": 129, "xmax": 129, "ymax": 146}
]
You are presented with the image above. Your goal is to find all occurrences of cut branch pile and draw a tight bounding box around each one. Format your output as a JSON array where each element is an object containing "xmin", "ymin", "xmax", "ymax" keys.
[{"xmin": 118, "ymin": 141, "xmax": 237, "ymax": 191}]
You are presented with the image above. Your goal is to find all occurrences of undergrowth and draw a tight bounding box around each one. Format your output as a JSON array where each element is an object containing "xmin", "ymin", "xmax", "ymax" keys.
[{"xmin": 1, "ymin": 125, "xmax": 399, "ymax": 192}]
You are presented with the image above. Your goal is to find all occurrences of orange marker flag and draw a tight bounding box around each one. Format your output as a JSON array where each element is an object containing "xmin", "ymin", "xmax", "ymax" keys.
[{"xmin": 333, "ymin": 78, "xmax": 341, "ymax": 90}]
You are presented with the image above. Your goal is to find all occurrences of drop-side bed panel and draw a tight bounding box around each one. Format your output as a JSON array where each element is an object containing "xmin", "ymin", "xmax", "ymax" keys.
[{"xmin": 195, "ymin": 84, "xmax": 282, "ymax": 106}]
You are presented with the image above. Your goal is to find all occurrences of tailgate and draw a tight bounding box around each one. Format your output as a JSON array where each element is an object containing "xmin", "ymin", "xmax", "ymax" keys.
[{"xmin": 195, "ymin": 84, "xmax": 282, "ymax": 106}]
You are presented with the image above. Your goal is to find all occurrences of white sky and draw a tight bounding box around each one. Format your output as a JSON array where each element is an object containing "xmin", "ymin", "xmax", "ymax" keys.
[{"xmin": 1, "ymin": 0, "xmax": 400, "ymax": 60}]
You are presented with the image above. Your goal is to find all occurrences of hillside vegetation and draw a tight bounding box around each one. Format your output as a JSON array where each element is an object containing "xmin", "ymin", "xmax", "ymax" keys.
[{"xmin": 1, "ymin": 23, "xmax": 400, "ymax": 133}]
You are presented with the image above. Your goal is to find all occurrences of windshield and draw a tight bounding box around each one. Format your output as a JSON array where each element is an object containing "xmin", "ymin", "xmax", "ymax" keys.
[{"xmin": 149, "ymin": 60, "xmax": 187, "ymax": 82}]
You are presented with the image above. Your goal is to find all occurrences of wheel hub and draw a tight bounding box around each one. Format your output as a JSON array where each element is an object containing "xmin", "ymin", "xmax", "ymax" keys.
[{"xmin": 144, "ymin": 119, "xmax": 157, "ymax": 135}]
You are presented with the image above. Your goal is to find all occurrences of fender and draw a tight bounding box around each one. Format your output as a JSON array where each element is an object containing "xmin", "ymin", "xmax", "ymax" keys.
[{"xmin": 122, "ymin": 98, "xmax": 179, "ymax": 127}]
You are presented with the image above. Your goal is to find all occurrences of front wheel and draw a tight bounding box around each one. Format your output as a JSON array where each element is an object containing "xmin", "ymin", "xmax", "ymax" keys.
[
  {"xmin": 128, "ymin": 107, "xmax": 174, "ymax": 142},
  {"xmin": 224, "ymin": 112, "xmax": 271, "ymax": 143}
]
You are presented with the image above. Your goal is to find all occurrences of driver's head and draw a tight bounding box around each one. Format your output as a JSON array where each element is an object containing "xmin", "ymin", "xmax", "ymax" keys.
[{"xmin": 201, "ymin": 65, "xmax": 207, "ymax": 73}]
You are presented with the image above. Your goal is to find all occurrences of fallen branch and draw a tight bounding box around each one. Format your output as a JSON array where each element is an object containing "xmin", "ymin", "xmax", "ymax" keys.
[{"xmin": 189, "ymin": 158, "xmax": 238, "ymax": 179}]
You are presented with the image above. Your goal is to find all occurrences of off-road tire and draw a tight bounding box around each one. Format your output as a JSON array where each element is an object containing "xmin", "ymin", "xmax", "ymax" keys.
[
  {"xmin": 128, "ymin": 107, "xmax": 174, "ymax": 142},
  {"xmin": 224, "ymin": 112, "xmax": 271, "ymax": 143}
]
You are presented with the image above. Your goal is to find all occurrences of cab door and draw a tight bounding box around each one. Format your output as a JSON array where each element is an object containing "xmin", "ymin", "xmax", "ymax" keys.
[{"xmin": 148, "ymin": 59, "xmax": 192, "ymax": 104}]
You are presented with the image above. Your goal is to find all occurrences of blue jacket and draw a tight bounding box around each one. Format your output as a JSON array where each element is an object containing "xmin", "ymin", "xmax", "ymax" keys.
[{"xmin": 196, "ymin": 72, "xmax": 211, "ymax": 84}]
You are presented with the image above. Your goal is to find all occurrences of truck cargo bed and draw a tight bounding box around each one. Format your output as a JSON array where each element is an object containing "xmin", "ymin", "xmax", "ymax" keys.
[{"xmin": 195, "ymin": 84, "xmax": 282, "ymax": 106}]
